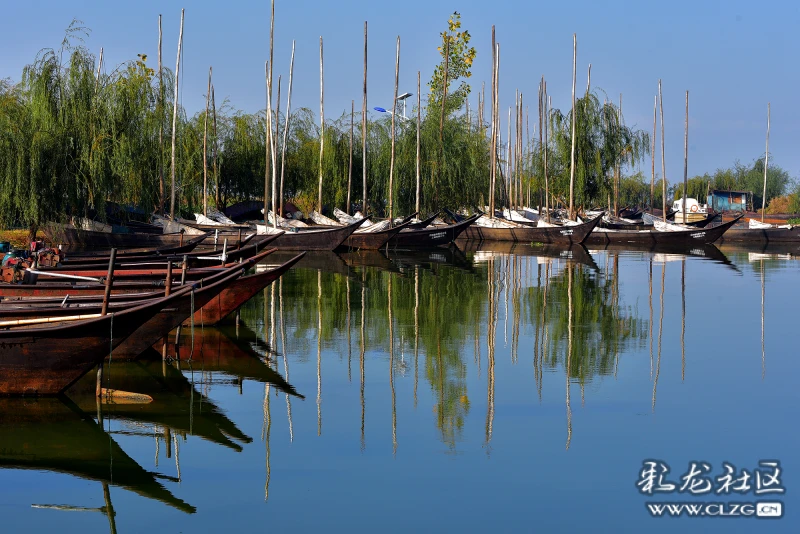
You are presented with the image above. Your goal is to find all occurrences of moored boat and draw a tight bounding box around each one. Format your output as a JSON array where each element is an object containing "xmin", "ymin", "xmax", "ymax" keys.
[
  {"xmin": 257, "ymin": 219, "xmax": 363, "ymax": 250},
  {"xmin": 459, "ymin": 213, "xmax": 602, "ymax": 244},
  {"xmin": 387, "ymin": 214, "xmax": 479, "ymax": 248},
  {"xmin": 341, "ymin": 219, "xmax": 413, "ymax": 250},
  {"xmin": 0, "ymin": 284, "xmax": 194, "ymax": 396},
  {"xmin": 584, "ymin": 214, "xmax": 742, "ymax": 247}
]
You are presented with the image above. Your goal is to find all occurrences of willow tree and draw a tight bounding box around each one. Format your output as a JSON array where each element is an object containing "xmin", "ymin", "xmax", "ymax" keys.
[{"xmin": 549, "ymin": 92, "xmax": 650, "ymax": 211}]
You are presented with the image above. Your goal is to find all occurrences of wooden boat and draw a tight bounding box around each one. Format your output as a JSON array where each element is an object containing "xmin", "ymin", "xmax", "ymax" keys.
[
  {"xmin": 0, "ymin": 250, "xmax": 285, "ymax": 320},
  {"xmin": 583, "ymin": 215, "xmax": 742, "ymax": 247},
  {"xmin": 110, "ymin": 263, "xmax": 253, "ymax": 360},
  {"xmin": 44, "ymin": 225, "xmax": 194, "ymax": 250},
  {"xmin": 388, "ymin": 214, "xmax": 479, "ymax": 248},
  {"xmin": 69, "ymin": 359, "xmax": 251, "ymax": 451},
  {"xmin": 54, "ymin": 233, "xmax": 279, "ymax": 269},
  {"xmin": 0, "ymin": 284, "xmax": 194, "ymax": 396},
  {"xmin": 261, "ymin": 219, "xmax": 363, "ymax": 250},
  {"xmin": 191, "ymin": 252, "xmax": 305, "ymax": 325},
  {"xmin": 341, "ymin": 219, "xmax": 413, "ymax": 250},
  {"xmin": 58, "ymin": 232, "xmax": 261, "ymax": 265},
  {"xmin": 407, "ymin": 212, "xmax": 441, "ymax": 230},
  {"xmin": 0, "ymin": 397, "xmax": 195, "ymax": 513},
  {"xmin": 61, "ymin": 232, "xmax": 212, "ymax": 260},
  {"xmin": 24, "ymin": 256, "xmax": 259, "ymax": 282},
  {"xmin": 716, "ymin": 225, "xmax": 800, "ymax": 244},
  {"xmin": 459, "ymin": 213, "xmax": 602, "ymax": 244}
]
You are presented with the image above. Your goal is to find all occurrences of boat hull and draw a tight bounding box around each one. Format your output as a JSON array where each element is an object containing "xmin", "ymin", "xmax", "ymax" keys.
[
  {"xmin": 460, "ymin": 214, "xmax": 602, "ymax": 244},
  {"xmin": 266, "ymin": 220, "xmax": 362, "ymax": 250},
  {"xmin": 191, "ymin": 253, "xmax": 305, "ymax": 325},
  {"xmin": 388, "ymin": 216, "xmax": 479, "ymax": 248},
  {"xmin": 716, "ymin": 226, "xmax": 800, "ymax": 243},
  {"xmin": 583, "ymin": 216, "xmax": 741, "ymax": 247},
  {"xmin": 0, "ymin": 287, "xmax": 190, "ymax": 395},
  {"xmin": 341, "ymin": 221, "xmax": 411, "ymax": 250}
]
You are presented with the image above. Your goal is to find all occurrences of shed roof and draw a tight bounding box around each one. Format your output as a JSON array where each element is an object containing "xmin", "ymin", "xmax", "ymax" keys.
[{"xmin": 709, "ymin": 189, "xmax": 750, "ymax": 195}]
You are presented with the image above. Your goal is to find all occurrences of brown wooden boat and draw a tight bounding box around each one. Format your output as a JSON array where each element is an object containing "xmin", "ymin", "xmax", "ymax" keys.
[
  {"xmin": 406, "ymin": 212, "xmax": 441, "ymax": 230},
  {"xmin": 55, "ymin": 233, "xmax": 279, "ymax": 269},
  {"xmin": 0, "ymin": 284, "xmax": 194, "ymax": 396},
  {"xmin": 388, "ymin": 214, "xmax": 479, "ymax": 248},
  {"xmin": 191, "ymin": 252, "xmax": 305, "ymax": 325},
  {"xmin": 583, "ymin": 214, "xmax": 742, "ymax": 247},
  {"xmin": 459, "ymin": 213, "xmax": 602, "ymax": 244},
  {"xmin": 44, "ymin": 225, "xmax": 195, "ymax": 250},
  {"xmin": 61, "ymin": 232, "xmax": 212, "ymax": 260},
  {"xmin": 265, "ymin": 219, "xmax": 363, "ymax": 250},
  {"xmin": 0, "ymin": 249, "xmax": 276, "ymax": 299},
  {"xmin": 716, "ymin": 225, "xmax": 800, "ymax": 244},
  {"xmin": 0, "ymin": 250, "xmax": 285, "ymax": 314},
  {"xmin": 58, "ymin": 232, "xmax": 260, "ymax": 265},
  {"xmin": 0, "ymin": 397, "xmax": 195, "ymax": 513},
  {"xmin": 110, "ymin": 264, "xmax": 251, "ymax": 360},
  {"xmin": 341, "ymin": 220, "xmax": 413, "ymax": 250}
]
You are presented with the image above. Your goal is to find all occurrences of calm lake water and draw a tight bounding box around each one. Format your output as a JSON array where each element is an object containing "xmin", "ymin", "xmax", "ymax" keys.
[{"xmin": 1, "ymin": 242, "xmax": 797, "ymax": 532}]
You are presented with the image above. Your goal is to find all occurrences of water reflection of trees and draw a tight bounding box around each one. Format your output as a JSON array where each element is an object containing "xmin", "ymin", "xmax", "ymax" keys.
[
  {"xmin": 523, "ymin": 260, "xmax": 649, "ymax": 386},
  {"xmin": 239, "ymin": 250, "xmax": 649, "ymax": 450}
]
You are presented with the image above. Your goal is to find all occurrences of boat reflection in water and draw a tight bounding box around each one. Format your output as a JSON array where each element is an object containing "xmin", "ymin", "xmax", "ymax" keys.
[{"xmin": 0, "ymin": 397, "xmax": 196, "ymax": 529}]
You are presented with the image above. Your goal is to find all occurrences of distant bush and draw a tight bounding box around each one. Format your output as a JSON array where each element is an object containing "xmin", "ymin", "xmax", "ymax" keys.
[{"xmin": 766, "ymin": 194, "xmax": 794, "ymax": 214}]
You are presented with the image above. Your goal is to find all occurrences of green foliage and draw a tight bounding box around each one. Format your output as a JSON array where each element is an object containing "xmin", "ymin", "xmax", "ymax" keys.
[
  {"xmin": 428, "ymin": 12, "xmax": 476, "ymax": 114},
  {"xmin": 548, "ymin": 93, "xmax": 650, "ymax": 211},
  {"xmin": 677, "ymin": 158, "xmax": 792, "ymax": 208}
]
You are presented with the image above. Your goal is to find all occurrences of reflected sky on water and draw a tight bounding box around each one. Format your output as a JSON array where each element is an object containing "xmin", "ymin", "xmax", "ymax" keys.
[{"xmin": 1, "ymin": 243, "xmax": 798, "ymax": 532}]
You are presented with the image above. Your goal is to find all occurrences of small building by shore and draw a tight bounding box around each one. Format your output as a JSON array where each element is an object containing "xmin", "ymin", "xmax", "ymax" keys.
[{"xmin": 707, "ymin": 190, "xmax": 751, "ymax": 213}]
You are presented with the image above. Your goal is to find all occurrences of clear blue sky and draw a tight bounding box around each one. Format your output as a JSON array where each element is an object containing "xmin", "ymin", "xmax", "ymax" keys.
[{"xmin": 2, "ymin": 0, "xmax": 798, "ymax": 187}]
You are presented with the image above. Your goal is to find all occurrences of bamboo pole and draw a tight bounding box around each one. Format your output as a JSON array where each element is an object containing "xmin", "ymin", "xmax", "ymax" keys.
[
  {"xmin": 347, "ymin": 99, "xmax": 354, "ymax": 214},
  {"xmin": 362, "ymin": 22, "xmax": 368, "ymax": 216},
  {"xmin": 614, "ymin": 93, "xmax": 621, "ymax": 216},
  {"xmin": 158, "ymin": 15, "xmax": 164, "ymax": 214},
  {"xmin": 683, "ymin": 90, "xmax": 689, "ymax": 219},
  {"xmin": 762, "ymin": 102, "xmax": 770, "ymax": 222},
  {"xmin": 266, "ymin": 0, "xmax": 275, "ymax": 219},
  {"xmin": 489, "ymin": 26, "xmax": 496, "ymax": 217},
  {"xmin": 389, "ymin": 36, "xmax": 400, "ymax": 220},
  {"xmin": 169, "ymin": 9, "xmax": 184, "ymax": 219},
  {"xmin": 538, "ymin": 78, "xmax": 543, "ymax": 213},
  {"xmin": 507, "ymin": 106, "xmax": 511, "ymax": 210},
  {"xmin": 95, "ymin": 48, "xmax": 103, "ymax": 93},
  {"xmin": 544, "ymin": 80, "xmax": 550, "ymax": 222},
  {"xmin": 99, "ymin": 253, "xmax": 116, "ymax": 315},
  {"xmin": 279, "ymin": 41, "xmax": 295, "ymax": 217},
  {"xmin": 569, "ymin": 33, "xmax": 577, "ymax": 219},
  {"xmin": 586, "ymin": 63, "xmax": 591, "ymax": 95},
  {"xmin": 212, "ymin": 86, "xmax": 219, "ymax": 208},
  {"xmin": 651, "ymin": 95, "xmax": 656, "ymax": 212},
  {"xmin": 659, "ymin": 80, "xmax": 667, "ymax": 222},
  {"xmin": 273, "ymin": 75, "xmax": 281, "ymax": 225},
  {"xmin": 416, "ymin": 71, "xmax": 421, "ymax": 217},
  {"xmin": 203, "ymin": 67, "xmax": 211, "ymax": 216},
  {"xmin": 318, "ymin": 36, "xmax": 325, "ymax": 213}
]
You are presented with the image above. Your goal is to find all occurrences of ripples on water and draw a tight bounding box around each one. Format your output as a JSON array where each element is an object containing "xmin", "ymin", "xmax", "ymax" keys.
[{"xmin": 1, "ymin": 242, "xmax": 798, "ymax": 532}]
